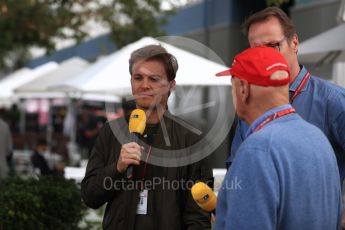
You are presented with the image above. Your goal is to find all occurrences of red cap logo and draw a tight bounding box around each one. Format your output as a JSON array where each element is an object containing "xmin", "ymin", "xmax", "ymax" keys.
[{"xmin": 216, "ymin": 46, "xmax": 290, "ymax": 86}]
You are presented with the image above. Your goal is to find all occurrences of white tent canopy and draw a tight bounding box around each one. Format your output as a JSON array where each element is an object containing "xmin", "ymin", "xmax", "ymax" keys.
[
  {"xmin": 0, "ymin": 62, "xmax": 58, "ymax": 102},
  {"xmin": 298, "ymin": 23, "xmax": 345, "ymax": 87},
  {"xmin": 15, "ymin": 57, "xmax": 89, "ymax": 94},
  {"xmin": 0, "ymin": 68, "xmax": 31, "ymax": 100},
  {"xmin": 299, "ymin": 23, "xmax": 345, "ymax": 63},
  {"xmin": 50, "ymin": 37, "xmax": 230, "ymax": 96},
  {"xmin": 12, "ymin": 57, "xmax": 119, "ymax": 102}
]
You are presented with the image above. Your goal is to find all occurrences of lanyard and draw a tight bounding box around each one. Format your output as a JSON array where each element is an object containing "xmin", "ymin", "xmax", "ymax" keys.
[
  {"xmin": 253, "ymin": 108, "xmax": 296, "ymax": 133},
  {"xmin": 290, "ymin": 71, "xmax": 311, "ymax": 103},
  {"xmin": 140, "ymin": 145, "xmax": 152, "ymax": 190}
]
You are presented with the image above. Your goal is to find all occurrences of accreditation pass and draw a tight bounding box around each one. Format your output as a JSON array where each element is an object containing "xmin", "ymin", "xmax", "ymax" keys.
[{"xmin": 136, "ymin": 189, "xmax": 148, "ymax": 215}]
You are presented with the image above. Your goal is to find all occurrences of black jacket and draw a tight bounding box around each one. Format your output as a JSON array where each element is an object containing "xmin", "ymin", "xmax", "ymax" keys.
[
  {"xmin": 81, "ymin": 112, "xmax": 213, "ymax": 229},
  {"xmin": 31, "ymin": 152, "xmax": 53, "ymax": 175}
]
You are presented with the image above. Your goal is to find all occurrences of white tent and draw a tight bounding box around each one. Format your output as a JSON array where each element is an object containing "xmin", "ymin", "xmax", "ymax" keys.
[
  {"xmin": 11, "ymin": 57, "xmax": 120, "ymax": 102},
  {"xmin": 0, "ymin": 68, "xmax": 31, "ymax": 101},
  {"xmin": 299, "ymin": 23, "xmax": 345, "ymax": 87},
  {"xmin": 15, "ymin": 57, "xmax": 89, "ymax": 95},
  {"xmin": 0, "ymin": 62, "xmax": 58, "ymax": 105},
  {"xmin": 299, "ymin": 23, "xmax": 345, "ymax": 63},
  {"xmin": 50, "ymin": 37, "xmax": 230, "ymax": 96}
]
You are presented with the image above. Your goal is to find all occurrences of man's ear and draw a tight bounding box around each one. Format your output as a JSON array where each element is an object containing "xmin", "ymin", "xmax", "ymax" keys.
[
  {"xmin": 170, "ymin": 80, "xmax": 176, "ymax": 92},
  {"xmin": 239, "ymin": 80, "xmax": 250, "ymax": 103},
  {"xmin": 291, "ymin": 34, "xmax": 299, "ymax": 54}
]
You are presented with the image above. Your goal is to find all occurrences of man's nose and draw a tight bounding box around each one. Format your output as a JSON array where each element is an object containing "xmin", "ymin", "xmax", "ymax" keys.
[{"xmin": 141, "ymin": 78, "xmax": 150, "ymax": 88}]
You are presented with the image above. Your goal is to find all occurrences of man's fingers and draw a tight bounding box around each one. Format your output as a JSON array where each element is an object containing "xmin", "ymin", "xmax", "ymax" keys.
[
  {"xmin": 124, "ymin": 142, "xmax": 142, "ymax": 149},
  {"xmin": 122, "ymin": 158, "xmax": 140, "ymax": 166},
  {"xmin": 117, "ymin": 143, "xmax": 144, "ymax": 173},
  {"xmin": 122, "ymin": 151, "xmax": 141, "ymax": 161},
  {"xmin": 124, "ymin": 147, "xmax": 142, "ymax": 157}
]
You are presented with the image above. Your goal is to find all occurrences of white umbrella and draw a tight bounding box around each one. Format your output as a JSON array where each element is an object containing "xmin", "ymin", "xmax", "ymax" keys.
[
  {"xmin": 50, "ymin": 37, "xmax": 230, "ymax": 96},
  {"xmin": 299, "ymin": 23, "xmax": 345, "ymax": 63}
]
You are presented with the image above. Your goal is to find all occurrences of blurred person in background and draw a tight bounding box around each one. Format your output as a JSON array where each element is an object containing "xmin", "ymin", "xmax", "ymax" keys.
[
  {"xmin": 31, "ymin": 139, "xmax": 64, "ymax": 176},
  {"xmin": 0, "ymin": 116, "xmax": 13, "ymax": 178},
  {"xmin": 77, "ymin": 109, "xmax": 104, "ymax": 159}
]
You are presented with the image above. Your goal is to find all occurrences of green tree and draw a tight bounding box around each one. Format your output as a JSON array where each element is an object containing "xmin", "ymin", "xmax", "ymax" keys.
[{"xmin": 0, "ymin": 0, "xmax": 170, "ymax": 71}]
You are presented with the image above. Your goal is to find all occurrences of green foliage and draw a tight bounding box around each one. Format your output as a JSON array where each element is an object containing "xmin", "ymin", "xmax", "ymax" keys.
[
  {"xmin": 0, "ymin": 176, "xmax": 86, "ymax": 230},
  {"xmin": 102, "ymin": 0, "xmax": 169, "ymax": 48},
  {"xmin": 0, "ymin": 0, "xmax": 169, "ymax": 70}
]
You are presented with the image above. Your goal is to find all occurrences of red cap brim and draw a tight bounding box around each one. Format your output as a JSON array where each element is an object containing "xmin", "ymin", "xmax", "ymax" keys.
[{"xmin": 215, "ymin": 69, "xmax": 231, "ymax": 77}]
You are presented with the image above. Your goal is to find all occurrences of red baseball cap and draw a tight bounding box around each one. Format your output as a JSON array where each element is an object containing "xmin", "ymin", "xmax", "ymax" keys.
[{"xmin": 216, "ymin": 46, "xmax": 290, "ymax": 86}]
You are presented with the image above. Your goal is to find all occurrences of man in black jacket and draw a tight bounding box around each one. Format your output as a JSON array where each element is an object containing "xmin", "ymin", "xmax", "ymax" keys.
[
  {"xmin": 81, "ymin": 44, "xmax": 213, "ymax": 229},
  {"xmin": 31, "ymin": 139, "xmax": 64, "ymax": 176}
]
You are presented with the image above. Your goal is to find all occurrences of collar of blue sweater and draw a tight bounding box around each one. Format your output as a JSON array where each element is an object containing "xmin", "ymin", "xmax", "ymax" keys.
[
  {"xmin": 245, "ymin": 104, "xmax": 293, "ymax": 138},
  {"xmin": 290, "ymin": 65, "xmax": 310, "ymax": 93}
]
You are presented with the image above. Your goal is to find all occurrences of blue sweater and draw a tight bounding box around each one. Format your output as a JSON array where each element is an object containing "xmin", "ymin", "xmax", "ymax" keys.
[
  {"xmin": 229, "ymin": 66, "xmax": 345, "ymax": 181},
  {"xmin": 216, "ymin": 105, "xmax": 342, "ymax": 230}
]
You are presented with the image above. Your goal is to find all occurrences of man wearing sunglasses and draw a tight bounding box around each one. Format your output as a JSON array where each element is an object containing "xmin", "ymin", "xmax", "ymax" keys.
[
  {"xmin": 215, "ymin": 46, "xmax": 342, "ymax": 230},
  {"xmin": 228, "ymin": 6, "xmax": 345, "ymax": 226}
]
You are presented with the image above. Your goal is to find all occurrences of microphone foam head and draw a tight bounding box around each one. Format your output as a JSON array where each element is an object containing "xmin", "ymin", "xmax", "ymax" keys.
[
  {"xmin": 191, "ymin": 182, "xmax": 217, "ymax": 212},
  {"xmin": 129, "ymin": 109, "xmax": 146, "ymax": 134}
]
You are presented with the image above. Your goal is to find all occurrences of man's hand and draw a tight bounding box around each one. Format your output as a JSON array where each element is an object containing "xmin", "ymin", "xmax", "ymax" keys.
[{"xmin": 117, "ymin": 142, "xmax": 143, "ymax": 173}]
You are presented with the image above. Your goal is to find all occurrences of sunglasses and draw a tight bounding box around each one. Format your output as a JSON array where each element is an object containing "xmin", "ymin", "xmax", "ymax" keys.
[{"xmin": 264, "ymin": 37, "xmax": 287, "ymax": 52}]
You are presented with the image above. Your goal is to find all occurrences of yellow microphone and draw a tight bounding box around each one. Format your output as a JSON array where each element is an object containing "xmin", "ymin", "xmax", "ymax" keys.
[
  {"xmin": 129, "ymin": 109, "xmax": 146, "ymax": 135},
  {"xmin": 127, "ymin": 109, "xmax": 146, "ymax": 179},
  {"xmin": 191, "ymin": 182, "xmax": 217, "ymax": 214}
]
